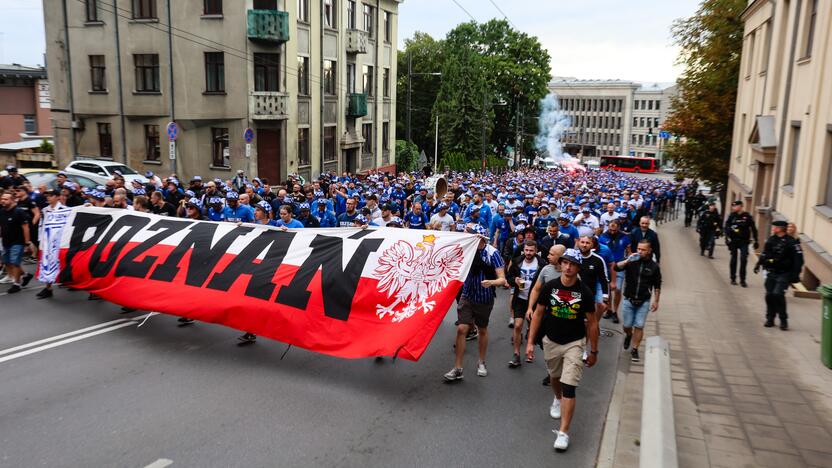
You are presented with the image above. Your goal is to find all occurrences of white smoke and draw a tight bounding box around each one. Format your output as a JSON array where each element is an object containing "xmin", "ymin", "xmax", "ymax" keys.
[{"xmin": 535, "ymin": 93, "xmax": 572, "ymax": 162}]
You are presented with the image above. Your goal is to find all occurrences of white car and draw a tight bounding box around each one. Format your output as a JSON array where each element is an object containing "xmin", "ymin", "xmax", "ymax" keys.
[{"xmin": 64, "ymin": 160, "xmax": 146, "ymax": 187}]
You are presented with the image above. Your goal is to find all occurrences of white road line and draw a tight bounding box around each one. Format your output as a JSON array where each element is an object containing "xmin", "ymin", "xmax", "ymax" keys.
[
  {"xmin": 0, "ymin": 319, "xmax": 130, "ymax": 357},
  {"xmin": 144, "ymin": 459, "xmax": 173, "ymax": 468},
  {"xmin": 0, "ymin": 313, "xmax": 151, "ymax": 364}
]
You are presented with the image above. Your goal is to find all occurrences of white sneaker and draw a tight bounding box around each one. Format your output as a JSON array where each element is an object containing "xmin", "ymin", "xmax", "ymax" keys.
[
  {"xmin": 554, "ymin": 431, "xmax": 570, "ymax": 452},
  {"xmin": 477, "ymin": 362, "xmax": 488, "ymax": 377},
  {"xmin": 0, "ymin": 275, "xmax": 12, "ymax": 284},
  {"xmin": 550, "ymin": 398, "xmax": 561, "ymax": 419}
]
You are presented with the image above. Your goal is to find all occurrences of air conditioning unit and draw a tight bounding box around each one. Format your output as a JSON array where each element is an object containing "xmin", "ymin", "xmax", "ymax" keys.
[{"xmin": 71, "ymin": 120, "xmax": 84, "ymax": 130}]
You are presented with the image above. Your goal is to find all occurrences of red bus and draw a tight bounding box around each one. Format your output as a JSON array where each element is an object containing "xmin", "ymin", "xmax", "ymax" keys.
[{"xmin": 599, "ymin": 156, "xmax": 658, "ymax": 173}]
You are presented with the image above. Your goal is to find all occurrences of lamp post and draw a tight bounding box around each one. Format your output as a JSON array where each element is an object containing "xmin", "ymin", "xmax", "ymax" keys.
[{"xmin": 481, "ymin": 95, "xmax": 507, "ymax": 170}]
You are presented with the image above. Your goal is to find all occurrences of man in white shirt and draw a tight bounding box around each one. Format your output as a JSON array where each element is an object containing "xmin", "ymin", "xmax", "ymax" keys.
[
  {"xmin": 599, "ymin": 203, "xmax": 620, "ymax": 232},
  {"xmin": 573, "ymin": 207, "xmax": 599, "ymax": 238},
  {"xmin": 372, "ymin": 204, "xmax": 396, "ymax": 227},
  {"xmin": 429, "ymin": 203, "xmax": 455, "ymax": 231}
]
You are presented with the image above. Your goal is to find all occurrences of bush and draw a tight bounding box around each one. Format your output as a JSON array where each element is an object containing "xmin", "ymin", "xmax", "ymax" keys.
[{"xmin": 37, "ymin": 139, "xmax": 54, "ymax": 154}]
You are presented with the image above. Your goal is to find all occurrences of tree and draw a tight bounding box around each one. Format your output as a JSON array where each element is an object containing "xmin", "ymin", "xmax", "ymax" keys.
[
  {"xmin": 663, "ymin": 0, "xmax": 745, "ymax": 185},
  {"xmin": 395, "ymin": 140, "xmax": 419, "ymax": 173}
]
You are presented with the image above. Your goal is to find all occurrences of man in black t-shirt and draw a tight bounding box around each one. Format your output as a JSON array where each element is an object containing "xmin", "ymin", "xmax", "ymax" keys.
[
  {"xmin": 0, "ymin": 192, "xmax": 35, "ymax": 293},
  {"xmin": 526, "ymin": 248, "xmax": 599, "ymax": 453}
]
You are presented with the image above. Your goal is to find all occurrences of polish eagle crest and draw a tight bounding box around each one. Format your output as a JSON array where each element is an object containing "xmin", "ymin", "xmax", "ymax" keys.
[{"xmin": 373, "ymin": 234, "xmax": 465, "ymax": 322}]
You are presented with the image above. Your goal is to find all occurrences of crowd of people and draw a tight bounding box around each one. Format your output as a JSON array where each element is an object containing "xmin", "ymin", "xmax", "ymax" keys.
[{"xmin": 2, "ymin": 162, "xmax": 682, "ymax": 452}]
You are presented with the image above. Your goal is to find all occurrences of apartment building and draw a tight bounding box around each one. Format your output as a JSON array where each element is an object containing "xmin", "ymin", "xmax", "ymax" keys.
[
  {"xmin": 728, "ymin": 0, "xmax": 831, "ymax": 287},
  {"xmin": 0, "ymin": 64, "xmax": 52, "ymax": 145},
  {"xmin": 548, "ymin": 78, "xmax": 676, "ymax": 163},
  {"xmin": 44, "ymin": 0, "xmax": 401, "ymax": 184}
]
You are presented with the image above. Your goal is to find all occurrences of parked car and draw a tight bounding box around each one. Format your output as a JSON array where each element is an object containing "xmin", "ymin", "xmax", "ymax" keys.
[
  {"xmin": 0, "ymin": 168, "xmax": 99, "ymax": 191},
  {"xmin": 64, "ymin": 160, "xmax": 146, "ymax": 186}
]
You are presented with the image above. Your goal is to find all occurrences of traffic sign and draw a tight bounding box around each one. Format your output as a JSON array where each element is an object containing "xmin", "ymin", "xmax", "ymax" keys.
[
  {"xmin": 245, "ymin": 143, "xmax": 252, "ymax": 158},
  {"xmin": 659, "ymin": 130, "xmax": 670, "ymax": 139},
  {"xmin": 169, "ymin": 141, "xmax": 176, "ymax": 160},
  {"xmin": 166, "ymin": 121, "xmax": 178, "ymax": 141},
  {"xmin": 243, "ymin": 127, "xmax": 254, "ymax": 144}
]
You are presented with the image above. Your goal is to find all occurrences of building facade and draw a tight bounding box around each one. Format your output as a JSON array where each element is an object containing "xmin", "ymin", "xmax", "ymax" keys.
[
  {"xmin": 548, "ymin": 78, "xmax": 676, "ymax": 162},
  {"xmin": 44, "ymin": 0, "xmax": 401, "ymax": 184},
  {"xmin": 0, "ymin": 64, "xmax": 52, "ymax": 145},
  {"xmin": 728, "ymin": 0, "xmax": 831, "ymax": 287}
]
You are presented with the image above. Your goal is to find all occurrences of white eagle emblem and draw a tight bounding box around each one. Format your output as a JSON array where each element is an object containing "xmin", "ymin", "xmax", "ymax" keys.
[{"xmin": 373, "ymin": 234, "xmax": 465, "ymax": 322}]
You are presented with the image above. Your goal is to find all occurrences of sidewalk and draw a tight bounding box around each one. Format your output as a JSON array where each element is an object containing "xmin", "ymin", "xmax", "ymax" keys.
[{"xmin": 602, "ymin": 217, "xmax": 832, "ymax": 468}]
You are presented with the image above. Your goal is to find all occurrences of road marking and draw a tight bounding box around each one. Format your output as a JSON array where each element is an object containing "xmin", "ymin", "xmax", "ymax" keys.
[
  {"xmin": 0, "ymin": 314, "xmax": 151, "ymax": 364},
  {"xmin": 144, "ymin": 459, "xmax": 173, "ymax": 468},
  {"xmin": 0, "ymin": 318, "xmax": 130, "ymax": 357}
]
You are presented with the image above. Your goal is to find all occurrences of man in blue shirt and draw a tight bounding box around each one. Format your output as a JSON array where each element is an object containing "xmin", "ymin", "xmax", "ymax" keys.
[
  {"xmin": 404, "ymin": 202, "xmax": 428, "ymax": 229},
  {"xmin": 336, "ymin": 197, "xmax": 359, "ymax": 227},
  {"xmin": 557, "ymin": 214, "xmax": 580, "ymax": 246},
  {"xmin": 315, "ymin": 200, "xmax": 338, "ymax": 227},
  {"xmin": 444, "ymin": 224, "xmax": 509, "ymax": 382},
  {"xmin": 222, "ymin": 192, "xmax": 254, "ymax": 223}
]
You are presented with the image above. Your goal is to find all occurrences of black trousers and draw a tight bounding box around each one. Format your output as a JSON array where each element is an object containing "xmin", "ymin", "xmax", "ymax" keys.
[
  {"xmin": 764, "ymin": 271, "xmax": 790, "ymax": 322},
  {"xmin": 699, "ymin": 231, "xmax": 715, "ymax": 255},
  {"xmin": 729, "ymin": 243, "xmax": 749, "ymax": 281}
]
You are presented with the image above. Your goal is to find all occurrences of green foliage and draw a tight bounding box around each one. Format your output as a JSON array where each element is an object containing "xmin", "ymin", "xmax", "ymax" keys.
[
  {"xmin": 37, "ymin": 139, "xmax": 54, "ymax": 154},
  {"xmin": 441, "ymin": 152, "xmax": 474, "ymax": 172},
  {"xmin": 395, "ymin": 140, "xmax": 419, "ymax": 173},
  {"xmin": 663, "ymin": 0, "xmax": 745, "ymax": 185}
]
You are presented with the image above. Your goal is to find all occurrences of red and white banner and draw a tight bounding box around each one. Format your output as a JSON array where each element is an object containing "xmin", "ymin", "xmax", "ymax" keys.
[{"xmin": 59, "ymin": 207, "xmax": 480, "ymax": 360}]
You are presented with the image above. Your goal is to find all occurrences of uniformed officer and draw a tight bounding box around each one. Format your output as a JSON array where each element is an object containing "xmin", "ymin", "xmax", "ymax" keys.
[
  {"xmin": 696, "ymin": 202, "xmax": 721, "ymax": 258},
  {"xmin": 684, "ymin": 190, "xmax": 706, "ymax": 227},
  {"xmin": 724, "ymin": 200, "xmax": 758, "ymax": 287},
  {"xmin": 754, "ymin": 220, "xmax": 796, "ymax": 330}
]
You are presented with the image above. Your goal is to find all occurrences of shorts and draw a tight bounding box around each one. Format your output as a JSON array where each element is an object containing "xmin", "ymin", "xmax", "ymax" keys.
[
  {"xmin": 457, "ymin": 297, "xmax": 494, "ymax": 328},
  {"xmin": 2, "ymin": 244, "xmax": 24, "ymax": 266},
  {"xmin": 511, "ymin": 296, "xmax": 529, "ymax": 320},
  {"xmin": 621, "ymin": 298, "xmax": 651, "ymax": 328},
  {"xmin": 595, "ymin": 282, "xmax": 604, "ymax": 304},
  {"xmin": 615, "ymin": 273, "xmax": 624, "ymax": 290},
  {"xmin": 543, "ymin": 336, "xmax": 585, "ymax": 387}
]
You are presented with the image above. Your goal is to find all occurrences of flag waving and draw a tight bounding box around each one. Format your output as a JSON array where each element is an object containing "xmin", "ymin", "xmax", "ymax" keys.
[{"xmin": 59, "ymin": 207, "xmax": 480, "ymax": 360}]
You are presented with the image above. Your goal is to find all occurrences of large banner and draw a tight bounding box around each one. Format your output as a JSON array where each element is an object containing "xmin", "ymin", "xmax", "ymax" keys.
[
  {"xmin": 38, "ymin": 205, "xmax": 73, "ymax": 284},
  {"xmin": 59, "ymin": 207, "xmax": 480, "ymax": 361}
]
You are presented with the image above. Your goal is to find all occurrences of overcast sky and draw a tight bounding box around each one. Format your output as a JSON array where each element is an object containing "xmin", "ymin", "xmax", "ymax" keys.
[{"xmin": 1, "ymin": 0, "xmax": 700, "ymax": 82}]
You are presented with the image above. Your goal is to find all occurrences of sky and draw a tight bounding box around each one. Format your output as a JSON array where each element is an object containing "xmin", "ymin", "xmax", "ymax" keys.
[{"xmin": 1, "ymin": 0, "xmax": 700, "ymax": 82}]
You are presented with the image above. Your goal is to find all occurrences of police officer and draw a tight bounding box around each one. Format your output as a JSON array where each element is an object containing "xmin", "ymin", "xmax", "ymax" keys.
[
  {"xmin": 684, "ymin": 190, "xmax": 706, "ymax": 227},
  {"xmin": 724, "ymin": 200, "xmax": 758, "ymax": 287},
  {"xmin": 754, "ymin": 220, "xmax": 796, "ymax": 330},
  {"xmin": 696, "ymin": 202, "xmax": 721, "ymax": 258}
]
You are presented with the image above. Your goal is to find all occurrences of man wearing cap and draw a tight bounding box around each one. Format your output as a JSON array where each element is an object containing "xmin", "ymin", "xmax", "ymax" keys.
[
  {"xmin": 429, "ymin": 203, "xmax": 454, "ymax": 231},
  {"xmin": 315, "ymin": 200, "xmax": 338, "ymax": 228},
  {"xmin": 557, "ymin": 214, "xmax": 580, "ymax": 246},
  {"xmin": 754, "ymin": 220, "xmax": 797, "ymax": 330},
  {"xmin": 527, "ymin": 248, "xmax": 599, "ymax": 453},
  {"xmin": 724, "ymin": 200, "xmax": 758, "ymax": 287},
  {"xmin": 1, "ymin": 166, "xmax": 29, "ymax": 190},
  {"xmin": 222, "ymin": 191, "xmax": 254, "ymax": 223},
  {"xmin": 444, "ymin": 224, "xmax": 508, "ymax": 382},
  {"xmin": 232, "ymin": 170, "xmax": 248, "ymax": 192},
  {"xmin": 297, "ymin": 203, "xmax": 320, "ymax": 228}
]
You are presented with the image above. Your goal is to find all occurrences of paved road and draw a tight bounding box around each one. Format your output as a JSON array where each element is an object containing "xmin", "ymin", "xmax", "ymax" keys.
[{"xmin": 0, "ymin": 273, "xmax": 622, "ymax": 467}]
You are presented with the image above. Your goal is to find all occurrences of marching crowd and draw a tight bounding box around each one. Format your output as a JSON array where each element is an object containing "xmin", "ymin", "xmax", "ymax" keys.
[{"xmin": 1, "ymin": 162, "xmax": 677, "ymax": 452}]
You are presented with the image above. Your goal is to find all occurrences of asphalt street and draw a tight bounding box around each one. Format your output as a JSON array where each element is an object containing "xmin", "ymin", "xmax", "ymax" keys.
[{"xmin": 0, "ymin": 269, "xmax": 623, "ymax": 467}]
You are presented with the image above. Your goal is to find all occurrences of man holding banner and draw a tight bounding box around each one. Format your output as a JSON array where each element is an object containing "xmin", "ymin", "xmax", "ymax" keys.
[{"xmin": 36, "ymin": 189, "xmax": 71, "ymax": 299}]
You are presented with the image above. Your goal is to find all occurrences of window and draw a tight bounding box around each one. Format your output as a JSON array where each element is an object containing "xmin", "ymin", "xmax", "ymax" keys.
[
  {"xmin": 297, "ymin": 56, "xmax": 309, "ymax": 95},
  {"xmin": 134, "ymin": 54, "xmax": 160, "ymax": 92},
  {"xmin": 745, "ymin": 31, "xmax": 756, "ymax": 77},
  {"xmin": 298, "ymin": 128, "xmax": 310, "ymax": 166},
  {"xmin": 254, "ymin": 0, "xmax": 276, "ymax": 8},
  {"xmin": 761, "ymin": 21, "xmax": 773, "ymax": 73},
  {"xmin": 654, "ymin": 118, "xmax": 660, "ymax": 128},
  {"xmin": 362, "ymin": 123, "xmax": 372, "ymax": 154},
  {"xmin": 254, "ymin": 53, "xmax": 280, "ymax": 92},
  {"xmin": 633, "ymin": 117, "xmax": 638, "ymax": 128},
  {"xmin": 98, "ymin": 123, "xmax": 112, "ymax": 158},
  {"xmin": 363, "ymin": 65, "xmax": 373, "ymax": 96},
  {"xmin": 640, "ymin": 117, "xmax": 646, "ymax": 127},
  {"xmin": 634, "ymin": 100, "xmax": 639, "ymax": 110},
  {"xmin": 23, "ymin": 115, "xmax": 36, "ymax": 134},
  {"xmin": 824, "ymin": 128, "xmax": 832, "ymax": 207},
  {"xmin": 211, "ymin": 127, "xmax": 229, "ymax": 167},
  {"xmin": 638, "ymin": 134, "xmax": 644, "ymax": 146},
  {"xmin": 86, "ymin": 0, "xmax": 99, "ymax": 21},
  {"xmin": 132, "ymin": 0, "xmax": 156, "ymax": 19},
  {"xmin": 323, "ymin": 126, "xmax": 336, "ymax": 162},
  {"xmin": 204, "ymin": 0, "xmax": 221, "ymax": 15},
  {"xmin": 382, "ymin": 122, "xmax": 389, "ymax": 150},
  {"xmin": 786, "ymin": 122, "xmax": 800, "ymax": 186},
  {"xmin": 204, "ymin": 52, "xmax": 225, "ymax": 93},
  {"xmin": 648, "ymin": 100, "xmax": 654, "ymax": 110},
  {"xmin": 90, "ymin": 55, "xmax": 106, "ymax": 91},
  {"xmin": 382, "ymin": 68, "xmax": 390, "ymax": 98},
  {"xmin": 655, "ymin": 100, "xmax": 661, "ymax": 110},
  {"xmin": 324, "ymin": 0, "xmax": 335, "ymax": 28},
  {"xmin": 323, "ymin": 60, "xmax": 336, "ymax": 95},
  {"xmin": 803, "ymin": 0, "xmax": 817, "ymax": 57},
  {"xmin": 297, "ymin": 0, "xmax": 308, "ymax": 22},
  {"xmin": 363, "ymin": 4, "xmax": 374, "ymax": 37},
  {"xmin": 144, "ymin": 125, "xmax": 160, "ymax": 161},
  {"xmin": 631, "ymin": 134, "xmax": 637, "ymax": 145},
  {"xmin": 383, "ymin": 11, "xmax": 391, "ymax": 42},
  {"xmin": 346, "ymin": 63, "xmax": 356, "ymax": 93},
  {"xmin": 347, "ymin": 0, "xmax": 356, "ymax": 29}
]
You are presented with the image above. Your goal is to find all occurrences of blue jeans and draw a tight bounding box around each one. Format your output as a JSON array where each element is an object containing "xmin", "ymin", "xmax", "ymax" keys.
[
  {"xmin": 620, "ymin": 298, "xmax": 650, "ymax": 329},
  {"xmin": 2, "ymin": 244, "xmax": 24, "ymax": 266}
]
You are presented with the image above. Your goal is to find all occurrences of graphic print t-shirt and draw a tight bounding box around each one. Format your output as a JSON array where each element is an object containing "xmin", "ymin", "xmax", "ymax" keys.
[
  {"xmin": 517, "ymin": 258, "xmax": 539, "ymax": 300},
  {"xmin": 537, "ymin": 278, "xmax": 595, "ymax": 344}
]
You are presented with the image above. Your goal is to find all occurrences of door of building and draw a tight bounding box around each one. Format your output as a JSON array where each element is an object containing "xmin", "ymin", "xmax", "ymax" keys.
[{"xmin": 257, "ymin": 129, "xmax": 281, "ymax": 185}]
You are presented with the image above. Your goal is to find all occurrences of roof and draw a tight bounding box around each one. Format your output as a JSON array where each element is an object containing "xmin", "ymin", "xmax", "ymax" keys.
[
  {"xmin": 0, "ymin": 140, "xmax": 50, "ymax": 152},
  {"xmin": 635, "ymin": 82, "xmax": 677, "ymax": 92},
  {"xmin": 0, "ymin": 64, "xmax": 47, "ymax": 79}
]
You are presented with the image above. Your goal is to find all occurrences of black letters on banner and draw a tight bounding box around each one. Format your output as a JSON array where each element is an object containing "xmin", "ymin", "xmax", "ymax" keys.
[
  {"xmin": 89, "ymin": 215, "xmax": 151, "ymax": 278},
  {"xmin": 58, "ymin": 212, "xmax": 113, "ymax": 283},
  {"xmin": 205, "ymin": 229, "xmax": 295, "ymax": 300},
  {"xmin": 276, "ymin": 235, "xmax": 383, "ymax": 321},
  {"xmin": 149, "ymin": 224, "xmax": 255, "ymax": 286},
  {"xmin": 114, "ymin": 219, "xmax": 193, "ymax": 279}
]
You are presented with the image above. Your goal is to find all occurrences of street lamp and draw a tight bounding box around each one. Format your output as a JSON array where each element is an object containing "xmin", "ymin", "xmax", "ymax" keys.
[{"xmin": 482, "ymin": 96, "xmax": 507, "ymax": 170}]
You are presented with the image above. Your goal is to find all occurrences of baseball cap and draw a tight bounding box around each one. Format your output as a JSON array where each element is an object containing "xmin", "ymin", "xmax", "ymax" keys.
[
  {"xmin": 299, "ymin": 202, "xmax": 311, "ymax": 211},
  {"xmin": 354, "ymin": 214, "xmax": 368, "ymax": 224},
  {"xmin": 560, "ymin": 248, "xmax": 583, "ymax": 265},
  {"xmin": 209, "ymin": 196, "xmax": 222, "ymax": 205},
  {"xmin": 772, "ymin": 220, "xmax": 788, "ymax": 227},
  {"xmin": 185, "ymin": 198, "xmax": 201, "ymax": 208},
  {"xmin": 133, "ymin": 188, "xmax": 146, "ymax": 196},
  {"xmin": 731, "ymin": 200, "xmax": 743, "ymax": 206},
  {"xmin": 470, "ymin": 224, "xmax": 488, "ymax": 236},
  {"xmin": 387, "ymin": 217, "xmax": 403, "ymax": 227},
  {"xmin": 192, "ymin": 175, "xmax": 202, "ymax": 182},
  {"xmin": 256, "ymin": 200, "xmax": 272, "ymax": 212},
  {"xmin": 226, "ymin": 191, "xmax": 239, "ymax": 200},
  {"xmin": 57, "ymin": 171, "xmax": 67, "ymax": 177}
]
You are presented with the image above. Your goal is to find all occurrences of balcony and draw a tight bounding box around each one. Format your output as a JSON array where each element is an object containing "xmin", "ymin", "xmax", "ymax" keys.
[
  {"xmin": 347, "ymin": 93, "xmax": 368, "ymax": 117},
  {"xmin": 250, "ymin": 91, "xmax": 289, "ymax": 120},
  {"xmin": 345, "ymin": 29, "xmax": 368, "ymax": 54},
  {"xmin": 247, "ymin": 9, "xmax": 289, "ymax": 43}
]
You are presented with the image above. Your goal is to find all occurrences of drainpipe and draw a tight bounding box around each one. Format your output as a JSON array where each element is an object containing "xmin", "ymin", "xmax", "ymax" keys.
[
  {"xmin": 61, "ymin": 0, "xmax": 77, "ymax": 158},
  {"xmin": 113, "ymin": 0, "xmax": 127, "ymax": 163},
  {"xmin": 320, "ymin": 0, "xmax": 325, "ymax": 177},
  {"xmin": 167, "ymin": 0, "xmax": 176, "ymax": 173},
  {"xmin": 771, "ymin": 0, "xmax": 801, "ymax": 218}
]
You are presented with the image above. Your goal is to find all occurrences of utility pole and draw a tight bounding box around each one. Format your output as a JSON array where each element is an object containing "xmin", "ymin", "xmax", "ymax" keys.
[
  {"xmin": 406, "ymin": 52, "xmax": 412, "ymax": 143},
  {"xmin": 481, "ymin": 92, "xmax": 487, "ymax": 170},
  {"xmin": 434, "ymin": 113, "xmax": 439, "ymax": 173},
  {"xmin": 515, "ymin": 100, "xmax": 521, "ymax": 167}
]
